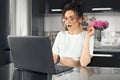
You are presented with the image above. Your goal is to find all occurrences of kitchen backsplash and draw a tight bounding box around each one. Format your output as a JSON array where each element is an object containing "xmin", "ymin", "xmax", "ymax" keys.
[
  {"xmin": 44, "ymin": 12, "xmax": 120, "ymax": 46},
  {"xmin": 101, "ymin": 31, "xmax": 120, "ymax": 46},
  {"xmin": 44, "ymin": 12, "xmax": 120, "ymax": 32},
  {"xmin": 44, "ymin": 14, "xmax": 63, "ymax": 31}
]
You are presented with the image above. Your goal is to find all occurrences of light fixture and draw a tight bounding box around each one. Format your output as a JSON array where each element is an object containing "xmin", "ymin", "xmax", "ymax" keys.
[
  {"xmin": 51, "ymin": 9, "xmax": 62, "ymax": 12},
  {"xmin": 92, "ymin": 8, "xmax": 112, "ymax": 11}
]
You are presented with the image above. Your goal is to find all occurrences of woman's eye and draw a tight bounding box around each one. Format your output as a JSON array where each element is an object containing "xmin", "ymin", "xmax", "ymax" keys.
[{"xmin": 70, "ymin": 18, "xmax": 74, "ymax": 21}]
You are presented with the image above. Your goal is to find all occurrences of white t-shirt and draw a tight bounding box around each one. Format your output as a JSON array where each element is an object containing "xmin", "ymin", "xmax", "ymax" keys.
[{"xmin": 52, "ymin": 31, "xmax": 94, "ymax": 61}]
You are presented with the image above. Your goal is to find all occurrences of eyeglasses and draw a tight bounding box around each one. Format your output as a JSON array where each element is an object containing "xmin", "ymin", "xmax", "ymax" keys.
[{"xmin": 62, "ymin": 17, "xmax": 78, "ymax": 23}]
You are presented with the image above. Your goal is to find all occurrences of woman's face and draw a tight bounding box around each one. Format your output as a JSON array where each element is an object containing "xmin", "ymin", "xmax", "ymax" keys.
[{"xmin": 63, "ymin": 10, "xmax": 82, "ymax": 30}]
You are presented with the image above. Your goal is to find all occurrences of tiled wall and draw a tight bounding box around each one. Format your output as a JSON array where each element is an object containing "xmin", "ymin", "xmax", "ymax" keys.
[
  {"xmin": 44, "ymin": 12, "xmax": 120, "ymax": 32},
  {"xmin": 44, "ymin": 12, "xmax": 120, "ymax": 46},
  {"xmin": 44, "ymin": 14, "xmax": 63, "ymax": 32}
]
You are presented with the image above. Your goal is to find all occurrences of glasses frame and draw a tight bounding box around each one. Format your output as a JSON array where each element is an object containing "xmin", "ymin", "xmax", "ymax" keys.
[{"xmin": 62, "ymin": 16, "xmax": 79, "ymax": 23}]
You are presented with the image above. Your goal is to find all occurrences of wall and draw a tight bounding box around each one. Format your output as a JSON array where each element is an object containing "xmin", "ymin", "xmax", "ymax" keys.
[
  {"xmin": 44, "ymin": 14, "xmax": 63, "ymax": 32},
  {"xmin": 44, "ymin": 12, "xmax": 120, "ymax": 32},
  {"xmin": 44, "ymin": 12, "xmax": 120, "ymax": 46}
]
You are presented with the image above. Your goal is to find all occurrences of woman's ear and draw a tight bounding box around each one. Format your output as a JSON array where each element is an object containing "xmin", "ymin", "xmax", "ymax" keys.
[{"xmin": 79, "ymin": 17, "xmax": 83, "ymax": 24}]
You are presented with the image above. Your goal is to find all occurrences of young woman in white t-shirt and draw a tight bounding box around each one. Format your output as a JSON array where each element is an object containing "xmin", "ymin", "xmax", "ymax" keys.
[{"xmin": 52, "ymin": 0, "xmax": 95, "ymax": 67}]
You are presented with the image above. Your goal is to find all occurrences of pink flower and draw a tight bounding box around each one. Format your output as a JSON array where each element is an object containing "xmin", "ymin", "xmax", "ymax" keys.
[
  {"xmin": 90, "ymin": 21, "xmax": 96, "ymax": 27},
  {"xmin": 96, "ymin": 21, "xmax": 103, "ymax": 28},
  {"xmin": 103, "ymin": 21, "xmax": 109, "ymax": 28},
  {"xmin": 89, "ymin": 20, "xmax": 109, "ymax": 30}
]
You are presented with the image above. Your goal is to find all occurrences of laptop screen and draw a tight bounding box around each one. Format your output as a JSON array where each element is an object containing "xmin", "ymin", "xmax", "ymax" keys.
[{"xmin": 8, "ymin": 36, "xmax": 55, "ymax": 73}]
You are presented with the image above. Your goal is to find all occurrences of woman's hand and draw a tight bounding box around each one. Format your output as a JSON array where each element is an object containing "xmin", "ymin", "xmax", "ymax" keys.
[{"xmin": 86, "ymin": 26, "xmax": 95, "ymax": 38}]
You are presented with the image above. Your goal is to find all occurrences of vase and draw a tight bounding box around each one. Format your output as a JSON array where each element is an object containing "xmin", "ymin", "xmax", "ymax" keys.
[{"xmin": 94, "ymin": 29, "xmax": 102, "ymax": 48}]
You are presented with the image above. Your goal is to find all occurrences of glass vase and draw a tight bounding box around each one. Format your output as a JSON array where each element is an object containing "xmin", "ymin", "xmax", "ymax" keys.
[{"xmin": 94, "ymin": 29, "xmax": 102, "ymax": 48}]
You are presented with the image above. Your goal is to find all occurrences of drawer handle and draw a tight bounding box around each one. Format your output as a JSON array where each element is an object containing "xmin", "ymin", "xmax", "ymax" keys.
[{"xmin": 93, "ymin": 54, "xmax": 113, "ymax": 57}]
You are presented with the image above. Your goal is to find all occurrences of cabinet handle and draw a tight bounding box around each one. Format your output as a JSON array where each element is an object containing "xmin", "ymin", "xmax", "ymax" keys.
[
  {"xmin": 92, "ymin": 8, "xmax": 112, "ymax": 11},
  {"xmin": 93, "ymin": 54, "xmax": 113, "ymax": 57},
  {"xmin": 51, "ymin": 9, "xmax": 62, "ymax": 12}
]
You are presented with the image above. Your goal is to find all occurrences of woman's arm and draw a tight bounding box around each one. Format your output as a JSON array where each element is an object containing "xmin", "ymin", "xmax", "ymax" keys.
[
  {"xmin": 80, "ymin": 27, "xmax": 95, "ymax": 67},
  {"xmin": 53, "ymin": 53, "xmax": 58, "ymax": 63},
  {"xmin": 80, "ymin": 36, "xmax": 91, "ymax": 67}
]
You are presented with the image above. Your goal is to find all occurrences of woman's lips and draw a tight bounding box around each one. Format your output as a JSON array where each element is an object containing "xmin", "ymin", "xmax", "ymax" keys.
[{"xmin": 67, "ymin": 25, "xmax": 72, "ymax": 27}]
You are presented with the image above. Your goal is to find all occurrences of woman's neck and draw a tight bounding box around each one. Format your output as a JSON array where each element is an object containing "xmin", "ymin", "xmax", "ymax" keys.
[{"xmin": 68, "ymin": 27, "xmax": 83, "ymax": 35}]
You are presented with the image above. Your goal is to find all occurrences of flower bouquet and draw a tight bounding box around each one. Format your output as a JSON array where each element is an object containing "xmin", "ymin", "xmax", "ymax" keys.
[
  {"xmin": 90, "ymin": 20, "xmax": 109, "ymax": 48},
  {"xmin": 90, "ymin": 20, "xmax": 109, "ymax": 30}
]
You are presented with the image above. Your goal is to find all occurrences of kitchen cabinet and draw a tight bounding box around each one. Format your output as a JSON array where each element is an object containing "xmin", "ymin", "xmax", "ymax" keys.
[
  {"xmin": 47, "ymin": 0, "xmax": 120, "ymax": 13},
  {"xmin": 32, "ymin": 0, "xmax": 45, "ymax": 16},
  {"xmin": 32, "ymin": 0, "xmax": 45, "ymax": 36},
  {"xmin": 88, "ymin": 51, "xmax": 120, "ymax": 67},
  {"xmin": 88, "ymin": 46, "xmax": 120, "ymax": 67},
  {"xmin": 82, "ymin": 0, "xmax": 120, "ymax": 12},
  {"xmin": 47, "ymin": 0, "xmax": 71, "ymax": 13}
]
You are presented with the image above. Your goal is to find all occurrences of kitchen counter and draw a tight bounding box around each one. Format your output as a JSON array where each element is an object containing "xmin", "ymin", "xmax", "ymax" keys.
[
  {"xmin": 94, "ymin": 46, "xmax": 120, "ymax": 52},
  {"xmin": 1, "ymin": 63, "xmax": 120, "ymax": 80}
]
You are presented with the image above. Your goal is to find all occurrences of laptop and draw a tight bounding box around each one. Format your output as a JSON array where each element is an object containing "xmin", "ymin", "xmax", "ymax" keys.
[{"xmin": 8, "ymin": 36, "xmax": 73, "ymax": 74}]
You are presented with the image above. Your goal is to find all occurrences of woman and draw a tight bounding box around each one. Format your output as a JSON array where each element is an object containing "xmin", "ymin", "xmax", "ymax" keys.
[{"xmin": 52, "ymin": 0, "xmax": 95, "ymax": 67}]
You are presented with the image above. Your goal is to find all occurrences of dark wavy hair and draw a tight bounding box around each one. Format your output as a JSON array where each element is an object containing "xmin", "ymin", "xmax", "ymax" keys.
[
  {"xmin": 62, "ymin": 0, "xmax": 84, "ymax": 30},
  {"xmin": 62, "ymin": 0, "xmax": 83, "ymax": 18}
]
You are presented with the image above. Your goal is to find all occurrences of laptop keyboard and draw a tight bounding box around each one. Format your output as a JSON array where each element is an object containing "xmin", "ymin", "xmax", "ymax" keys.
[{"xmin": 54, "ymin": 65, "xmax": 73, "ymax": 74}]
